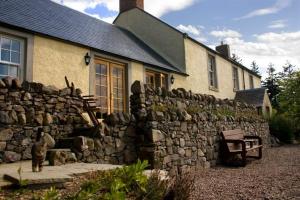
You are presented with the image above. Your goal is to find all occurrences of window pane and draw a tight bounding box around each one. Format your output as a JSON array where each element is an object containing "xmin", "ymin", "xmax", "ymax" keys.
[
  {"xmin": 96, "ymin": 85, "xmax": 101, "ymax": 96},
  {"xmin": 11, "ymin": 51, "xmax": 20, "ymax": 63},
  {"xmin": 113, "ymin": 100, "xmax": 118, "ymax": 110},
  {"xmin": 100, "ymin": 75, "xmax": 107, "ymax": 86},
  {"xmin": 100, "ymin": 86, "xmax": 107, "ymax": 96},
  {"xmin": 1, "ymin": 38, "xmax": 11, "ymax": 50},
  {"xmin": 1, "ymin": 49, "xmax": 10, "ymax": 62},
  {"xmin": 112, "ymin": 67, "xmax": 119, "ymax": 77},
  {"xmin": 101, "ymin": 65, "xmax": 107, "ymax": 75},
  {"xmin": 0, "ymin": 64, "xmax": 8, "ymax": 76},
  {"xmin": 118, "ymin": 90, "xmax": 123, "ymax": 98},
  {"xmin": 96, "ymin": 74, "xmax": 101, "ymax": 85},
  {"xmin": 9, "ymin": 66, "xmax": 18, "ymax": 77},
  {"xmin": 11, "ymin": 40, "xmax": 20, "ymax": 52},
  {"xmin": 96, "ymin": 64, "xmax": 101, "ymax": 74}
]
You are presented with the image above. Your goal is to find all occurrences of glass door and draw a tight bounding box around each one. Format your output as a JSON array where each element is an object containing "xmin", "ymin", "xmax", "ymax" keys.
[{"xmin": 95, "ymin": 58, "xmax": 126, "ymax": 115}]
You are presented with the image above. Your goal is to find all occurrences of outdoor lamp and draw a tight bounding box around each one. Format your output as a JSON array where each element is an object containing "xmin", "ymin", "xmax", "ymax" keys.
[
  {"xmin": 84, "ymin": 53, "xmax": 91, "ymax": 66},
  {"xmin": 170, "ymin": 75, "xmax": 175, "ymax": 84}
]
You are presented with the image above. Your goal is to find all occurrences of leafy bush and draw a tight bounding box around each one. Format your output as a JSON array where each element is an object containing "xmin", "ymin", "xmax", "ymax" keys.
[{"xmin": 269, "ymin": 114, "xmax": 294, "ymax": 143}]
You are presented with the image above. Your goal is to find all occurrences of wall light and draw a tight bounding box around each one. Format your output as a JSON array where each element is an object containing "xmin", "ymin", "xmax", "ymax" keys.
[
  {"xmin": 170, "ymin": 75, "xmax": 175, "ymax": 84},
  {"xmin": 84, "ymin": 53, "xmax": 91, "ymax": 66}
]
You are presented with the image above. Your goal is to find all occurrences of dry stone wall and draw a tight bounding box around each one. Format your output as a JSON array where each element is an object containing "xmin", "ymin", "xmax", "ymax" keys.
[
  {"xmin": 0, "ymin": 77, "xmax": 138, "ymax": 165},
  {"xmin": 0, "ymin": 77, "xmax": 88, "ymax": 163},
  {"xmin": 0, "ymin": 78, "xmax": 270, "ymax": 173},
  {"xmin": 130, "ymin": 81, "xmax": 270, "ymax": 175}
]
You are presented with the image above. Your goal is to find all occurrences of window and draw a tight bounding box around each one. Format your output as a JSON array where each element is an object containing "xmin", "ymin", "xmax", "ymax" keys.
[
  {"xmin": 208, "ymin": 54, "xmax": 217, "ymax": 89},
  {"xmin": 145, "ymin": 70, "xmax": 168, "ymax": 89},
  {"xmin": 249, "ymin": 75, "xmax": 254, "ymax": 89},
  {"xmin": 232, "ymin": 66, "xmax": 239, "ymax": 90},
  {"xmin": 95, "ymin": 58, "xmax": 126, "ymax": 114},
  {"xmin": 0, "ymin": 36, "xmax": 22, "ymax": 79}
]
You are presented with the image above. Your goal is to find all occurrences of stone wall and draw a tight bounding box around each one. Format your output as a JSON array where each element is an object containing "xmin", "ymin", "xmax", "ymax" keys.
[
  {"xmin": 0, "ymin": 77, "xmax": 88, "ymax": 163},
  {"xmin": 0, "ymin": 77, "xmax": 138, "ymax": 165},
  {"xmin": 130, "ymin": 81, "xmax": 270, "ymax": 175},
  {"xmin": 0, "ymin": 78, "xmax": 270, "ymax": 172}
]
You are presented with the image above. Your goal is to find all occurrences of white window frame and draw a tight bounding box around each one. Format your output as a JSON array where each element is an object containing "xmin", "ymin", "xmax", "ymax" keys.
[
  {"xmin": 0, "ymin": 34, "xmax": 25, "ymax": 80},
  {"xmin": 232, "ymin": 66, "xmax": 239, "ymax": 91},
  {"xmin": 249, "ymin": 75, "xmax": 254, "ymax": 89},
  {"xmin": 207, "ymin": 54, "xmax": 218, "ymax": 90}
]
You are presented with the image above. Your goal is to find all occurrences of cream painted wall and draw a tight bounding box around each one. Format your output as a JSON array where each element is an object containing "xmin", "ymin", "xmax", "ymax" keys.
[
  {"xmin": 32, "ymin": 36, "xmax": 90, "ymax": 95},
  {"xmin": 171, "ymin": 38, "xmax": 262, "ymax": 99},
  {"xmin": 172, "ymin": 39, "xmax": 236, "ymax": 99},
  {"xmin": 129, "ymin": 62, "xmax": 144, "ymax": 87}
]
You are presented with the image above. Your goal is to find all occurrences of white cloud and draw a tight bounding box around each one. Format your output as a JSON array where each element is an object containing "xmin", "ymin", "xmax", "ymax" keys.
[
  {"xmin": 217, "ymin": 31, "xmax": 300, "ymax": 78},
  {"xmin": 177, "ymin": 25, "xmax": 201, "ymax": 36},
  {"xmin": 176, "ymin": 24, "xmax": 207, "ymax": 42},
  {"xmin": 268, "ymin": 20, "xmax": 287, "ymax": 29},
  {"xmin": 52, "ymin": 0, "xmax": 199, "ymax": 23},
  {"xmin": 145, "ymin": 0, "xmax": 198, "ymax": 17},
  {"xmin": 235, "ymin": 0, "xmax": 292, "ymax": 20},
  {"xmin": 210, "ymin": 29, "xmax": 242, "ymax": 39}
]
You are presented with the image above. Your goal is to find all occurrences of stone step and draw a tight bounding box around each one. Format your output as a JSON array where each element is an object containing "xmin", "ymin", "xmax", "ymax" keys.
[
  {"xmin": 47, "ymin": 149, "xmax": 77, "ymax": 166},
  {"xmin": 55, "ymin": 138, "xmax": 75, "ymax": 149}
]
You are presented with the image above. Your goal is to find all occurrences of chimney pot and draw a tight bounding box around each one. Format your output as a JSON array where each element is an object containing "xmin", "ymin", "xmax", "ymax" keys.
[{"xmin": 120, "ymin": 0, "xmax": 144, "ymax": 13}]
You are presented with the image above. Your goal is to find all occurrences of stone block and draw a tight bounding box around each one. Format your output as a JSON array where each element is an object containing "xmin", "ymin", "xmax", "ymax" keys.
[
  {"xmin": 131, "ymin": 81, "xmax": 145, "ymax": 94},
  {"xmin": 86, "ymin": 138, "xmax": 95, "ymax": 151},
  {"xmin": 179, "ymin": 138, "xmax": 185, "ymax": 147},
  {"xmin": 44, "ymin": 133, "xmax": 56, "ymax": 148},
  {"xmin": 0, "ymin": 142, "xmax": 6, "ymax": 151},
  {"xmin": 178, "ymin": 148, "xmax": 185, "ymax": 156},
  {"xmin": 115, "ymin": 138, "xmax": 125, "ymax": 152},
  {"xmin": 3, "ymin": 151, "xmax": 21, "ymax": 163},
  {"xmin": 151, "ymin": 130, "xmax": 165, "ymax": 142},
  {"xmin": 185, "ymin": 149, "xmax": 192, "ymax": 157},
  {"xmin": 0, "ymin": 129, "xmax": 13, "ymax": 141}
]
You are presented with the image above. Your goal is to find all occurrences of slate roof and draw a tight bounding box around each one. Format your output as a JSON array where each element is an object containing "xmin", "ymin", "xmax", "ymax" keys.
[
  {"xmin": 0, "ymin": 0, "xmax": 183, "ymax": 73},
  {"xmin": 235, "ymin": 88, "xmax": 267, "ymax": 107}
]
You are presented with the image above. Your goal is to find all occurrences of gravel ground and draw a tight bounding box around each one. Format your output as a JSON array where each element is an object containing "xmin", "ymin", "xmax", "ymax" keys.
[
  {"xmin": 0, "ymin": 145, "xmax": 299, "ymax": 200},
  {"xmin": 191, "ymin": 145, "xmax": 300, "ymax": 200}
]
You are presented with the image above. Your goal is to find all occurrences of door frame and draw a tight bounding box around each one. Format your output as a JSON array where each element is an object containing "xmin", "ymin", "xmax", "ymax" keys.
[{"xmin": 93, "ymin": 56, "xmax": 127, "ymax": 114}]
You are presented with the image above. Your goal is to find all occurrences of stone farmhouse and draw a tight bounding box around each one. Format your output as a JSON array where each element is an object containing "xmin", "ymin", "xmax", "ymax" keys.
[{"xmin": 0, "ymin": 0, "xmax": 271, "ymax": 116}]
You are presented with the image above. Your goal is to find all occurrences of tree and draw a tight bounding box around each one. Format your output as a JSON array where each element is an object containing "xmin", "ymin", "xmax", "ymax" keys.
[
  {"xmin": 262, "ymin": 63, "xmax": 280, "ymax": 108},
  {"xmin": 250, "ymin": 61, "xmax": 260, "ymax": 75},
  {"xmin": 231, "ymin": 53, "xmax": 243, "ymax": 64},
  {"xmin": 279, "ymin": 61, "xmax": 295, "ymax": 79},
  {"xmin": 278, "ymin": 70, "xmax": 300, "ymax": 138}
]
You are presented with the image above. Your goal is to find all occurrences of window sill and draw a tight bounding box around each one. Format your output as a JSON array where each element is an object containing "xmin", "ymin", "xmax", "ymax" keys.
[{"xmin": 209, "ymin": 86, "xmax": 219, "ymax": 92}]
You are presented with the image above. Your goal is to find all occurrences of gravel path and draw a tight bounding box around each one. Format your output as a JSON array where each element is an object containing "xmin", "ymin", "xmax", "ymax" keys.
[{"xmin": 191, "ymin": 145, "xmax": 300, "ymax": 200}]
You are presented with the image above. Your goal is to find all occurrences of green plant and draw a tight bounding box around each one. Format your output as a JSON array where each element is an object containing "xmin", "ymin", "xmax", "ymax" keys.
[
  {"xmin": 17, "ymin": 166, "xmax": 28, "ymax": 187},
  {"xmin": 137, "ymin": 170, "xmax": 168, "ymax": 200},
  {"xmin": 104, "ymin": 179, "xmax": 126, "ymax": 200},
  {"xmin": 37, "ymin": 187, "xmax": 60, "ymax": 200},
  {"xmin": 269, "ymin": 114, "xmax": 294, "ymax": 143},
  {"xmin": 116, "ymin": 159, "xmax": 149, "ymax": 193}
]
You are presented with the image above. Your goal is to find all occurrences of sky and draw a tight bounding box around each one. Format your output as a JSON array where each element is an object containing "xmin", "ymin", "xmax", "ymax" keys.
[{"xmin": 51, "ymin": 0, "xmax": 300, "ymax": 78}]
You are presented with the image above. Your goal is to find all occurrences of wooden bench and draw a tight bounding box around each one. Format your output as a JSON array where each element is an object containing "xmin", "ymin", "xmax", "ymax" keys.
[{"xmin": 221, "ymin": 129, "xmax": 262, "ymax": 166}]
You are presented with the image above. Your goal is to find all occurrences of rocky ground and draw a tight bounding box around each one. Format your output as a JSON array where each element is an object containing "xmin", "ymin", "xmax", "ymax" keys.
[{"xmin": 191, "ymin": 145, "xmax": 300, "ymax": 200}]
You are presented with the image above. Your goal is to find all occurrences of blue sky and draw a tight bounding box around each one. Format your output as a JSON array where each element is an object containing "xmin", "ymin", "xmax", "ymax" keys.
[{"xmin": 52, "ymin": 0, "xmax": 300, "ymax": 77}]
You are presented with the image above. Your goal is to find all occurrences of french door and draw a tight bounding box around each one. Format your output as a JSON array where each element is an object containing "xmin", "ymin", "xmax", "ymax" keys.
[{"xmin": 95, "ymin": 58, "xmax": 126, "ymax": 114}]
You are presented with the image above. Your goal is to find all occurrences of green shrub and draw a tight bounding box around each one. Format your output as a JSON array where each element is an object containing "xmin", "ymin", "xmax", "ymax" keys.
[
  {"xmin": 137, "ymin": 170, "xmax": 168, "ymax": 200},
  {"xmin": 269, "ymin": 114, "xmax": 294, "ymax": 143}
]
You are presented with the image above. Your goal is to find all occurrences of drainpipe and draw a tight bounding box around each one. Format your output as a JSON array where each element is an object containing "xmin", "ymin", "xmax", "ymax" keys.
[{"xmin": 242, "ymin": 69, "xmax": 246, "ymax": 90}]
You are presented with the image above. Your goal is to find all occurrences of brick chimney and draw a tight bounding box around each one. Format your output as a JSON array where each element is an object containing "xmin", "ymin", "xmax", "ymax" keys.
[
  {"xmin": 216, "ymin": 42, "xmax": 231, "ymax": 58},
  {"xmin": 120, "ymin": 0, "xmax": 144, "ymax": 13}
]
